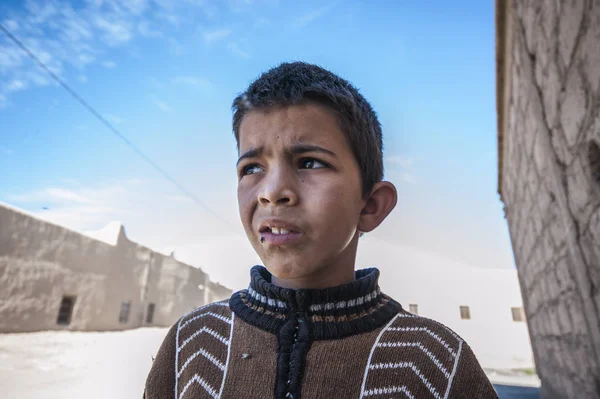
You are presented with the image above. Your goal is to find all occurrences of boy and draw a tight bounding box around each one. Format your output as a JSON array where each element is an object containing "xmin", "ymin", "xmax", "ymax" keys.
[{"xmin": 144, "ymin": 62, "xmax": 497, "ymax": 398}]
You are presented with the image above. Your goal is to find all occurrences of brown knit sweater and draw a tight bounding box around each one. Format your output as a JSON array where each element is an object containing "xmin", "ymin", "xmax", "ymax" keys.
[{"xmin": 145, "ymin": 266, "xmax": 498, "ymax": 398}]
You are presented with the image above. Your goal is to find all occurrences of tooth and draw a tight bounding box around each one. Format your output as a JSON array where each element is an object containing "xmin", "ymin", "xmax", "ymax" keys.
[
  {"xmin": 271, "ymin": 227, "xmax": 280, "ymax": 235},
  {"xmin": 280, "ymin": 229, "xmax": 289, "ymax": 234}
]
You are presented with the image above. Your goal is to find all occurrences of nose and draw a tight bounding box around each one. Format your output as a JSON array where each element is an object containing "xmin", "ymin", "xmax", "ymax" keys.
[{"xmin": 258, "ymin": 167, "xmax": 298, "ymax": 207}]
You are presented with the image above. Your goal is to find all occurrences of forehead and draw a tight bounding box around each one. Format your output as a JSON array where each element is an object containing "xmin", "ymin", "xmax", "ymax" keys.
[{"xmin": 238, "ymin": 103, "xmax": 349, "ymax": 152}]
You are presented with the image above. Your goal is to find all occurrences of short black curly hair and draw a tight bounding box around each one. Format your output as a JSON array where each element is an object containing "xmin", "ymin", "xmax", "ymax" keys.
[{"xmin": 232, "ymin": 62, "xmax": 384, "ymax": 197}]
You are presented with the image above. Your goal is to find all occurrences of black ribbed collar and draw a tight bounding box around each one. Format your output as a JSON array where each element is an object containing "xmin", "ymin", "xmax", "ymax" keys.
[{"xmin": 229, "ymin": 266, "xmax": 402, "ymax": 340}]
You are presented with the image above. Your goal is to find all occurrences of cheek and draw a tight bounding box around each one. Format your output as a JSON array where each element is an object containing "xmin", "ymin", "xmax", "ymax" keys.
[
  {"xmin": 309, "ymin": 180, "xmax": 362, "ymax": 231},
  {"xmin": 237, "ymin": 184, "xmax": 255, "ymax": 222}
]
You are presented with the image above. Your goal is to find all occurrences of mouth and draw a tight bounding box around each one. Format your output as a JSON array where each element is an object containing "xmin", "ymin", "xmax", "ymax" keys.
[{"xmin": 258, "ymin": 220, "xmax": 302, "ymax": 245}]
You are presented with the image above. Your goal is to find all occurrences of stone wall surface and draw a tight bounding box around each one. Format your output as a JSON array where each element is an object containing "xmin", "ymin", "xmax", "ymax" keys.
[
  {"xmin": 499, "ymin": 0, "xmax": 600, "ymax": 397},
  {"xmin": 0, "ymin": 203, "xmax": 231, "ymax": 333}
]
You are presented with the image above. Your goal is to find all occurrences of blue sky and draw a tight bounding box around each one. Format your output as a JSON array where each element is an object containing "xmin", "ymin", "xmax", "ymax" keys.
[{"xmin": 0, "ymin": 0, "xmax": 514, "ymax": 288}]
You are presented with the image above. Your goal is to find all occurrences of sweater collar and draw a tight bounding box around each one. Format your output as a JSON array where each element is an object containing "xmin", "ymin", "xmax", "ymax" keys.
[{"xmin": 229, "ymin": 265, "xmax": 401, "ymax": 340}]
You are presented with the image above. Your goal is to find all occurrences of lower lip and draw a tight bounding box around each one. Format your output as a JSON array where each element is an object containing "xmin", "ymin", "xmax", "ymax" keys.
[{"xmin": 260, "ymin": 232, "xmax": 301, "ymax": 245}]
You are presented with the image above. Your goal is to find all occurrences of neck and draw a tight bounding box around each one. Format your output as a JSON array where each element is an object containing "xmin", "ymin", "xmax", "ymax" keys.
[{"xmin": 269, "ymin": 233, "xmax": 359, "ymax": 290}]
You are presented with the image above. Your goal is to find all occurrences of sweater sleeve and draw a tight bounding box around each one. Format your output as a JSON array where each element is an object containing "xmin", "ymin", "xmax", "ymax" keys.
[
  {"xmin": 144, "ymin": 321, "xmax": 179, "ymax": 399},
  {"xmin": 447, "ymin": 341, "xmax": 499, "ymax": 399}
]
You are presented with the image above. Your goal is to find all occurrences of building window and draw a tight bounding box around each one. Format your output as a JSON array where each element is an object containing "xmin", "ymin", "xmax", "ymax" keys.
[
  {"xmin": 57, "ymin": 296, "xmax": 76, "ymax": 325},
  {"xmin": 146, "ymin": 303, "xmax": 156, "ymax": 324},
  {"xmin": 409, "ymin": 304, "xmax": 419, "ymax": 315},
  {"xmin": 512, "ymin": 307, "xmax": 525, "ymax": 322},
  {"xmin": 460, "ymin": 306, "xmax": 471, "ymax": 320},
  {"xmin": 119, "ymin": 301, "xmax": 131, "ymax": 324},
  {"xmin": 588, "ymin": 140, "xmax": 600, "ymax": 186}
]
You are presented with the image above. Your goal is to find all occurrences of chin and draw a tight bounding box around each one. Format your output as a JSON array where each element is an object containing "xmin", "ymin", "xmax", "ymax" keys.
[
  {"xmin": 264, "ymin": 261, "xmax": 297, "ymax": 280},
  {"xmin": 263, "ymin": 257, "xmax": 311, "ymax": 281}
]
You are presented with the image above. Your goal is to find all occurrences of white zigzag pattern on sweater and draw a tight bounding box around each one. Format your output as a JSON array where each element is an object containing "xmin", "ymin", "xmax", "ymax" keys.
[
  {"xmin": 178, "ymin": 374, "xmax": 219, "ymax": 399},
  {"xmin": 178, "ymin": 347, "xmax": 226, "ymax": 377},
  {"xmin": 363, "ymin": 385, "xmax": 415, "ymax": 398},
  {"xmin": 180, "ymin": 311, "xmax": 232, "ymax": 330},
  {"xmin": 376, "ymin": 342, "xmax": 451, "ymax": 378},
  {"xmin": 178, "ymin": 326, "xmax": 230, "ymax": 351},
  {"xmin": 175, "ymin": 301, "xmax": 234, "ymax": 399},
  {"xmin": 369, "ymin": 361, "xmax": 442, "ymax": 399},
  {"xmin": 386, "ymin": 327, "xmax": 457, "ymax": 357}
]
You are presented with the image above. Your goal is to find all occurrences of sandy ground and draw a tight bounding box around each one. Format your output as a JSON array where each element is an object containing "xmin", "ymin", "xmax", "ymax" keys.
[
  {"xmin": 0, "ymin": 328, "xmax": 166, "ymax": 399},
  {"xmin": 0, "ymin": 328, "xmax": 540, "ymax": 399}
]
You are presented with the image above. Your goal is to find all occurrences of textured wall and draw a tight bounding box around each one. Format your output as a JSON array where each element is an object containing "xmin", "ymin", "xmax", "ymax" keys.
[
  {"xmin": 498, "ymin": 0, "xmax": 600, "ymax": 397},
  {"xmin": 0, "ymin": 203, "xmax": 231, "ymax": 333}
]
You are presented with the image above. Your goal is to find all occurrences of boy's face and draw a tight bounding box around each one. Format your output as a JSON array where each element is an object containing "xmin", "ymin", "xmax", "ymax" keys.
[{"xmin": 236, "ymin": 103, "xmax": 365, "ymax": 288}]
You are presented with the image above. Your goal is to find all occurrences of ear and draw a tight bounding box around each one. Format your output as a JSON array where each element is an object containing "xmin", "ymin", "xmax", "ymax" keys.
[{"xmin": 358, "ymin": 181, "xmax": 397, "ymax": 233}]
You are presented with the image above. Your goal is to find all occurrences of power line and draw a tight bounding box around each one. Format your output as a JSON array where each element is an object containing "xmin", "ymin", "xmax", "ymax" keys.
[{"xmin": 0, "ymin": 23, "xmax": 234, "ymax": 227}]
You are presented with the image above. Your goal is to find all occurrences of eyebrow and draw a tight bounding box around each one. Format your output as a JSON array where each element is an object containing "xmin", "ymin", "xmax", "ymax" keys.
[
  {"xmin": 288, "ymin": 144, "xmax": 336, "ymax": 158},
  {"xmin": 236, "ymin": 144, "xmax": 337, "ymax": 166},
  {"xmin": 237, "ymin": 147, "xmax": 263, "ymax": 166}
]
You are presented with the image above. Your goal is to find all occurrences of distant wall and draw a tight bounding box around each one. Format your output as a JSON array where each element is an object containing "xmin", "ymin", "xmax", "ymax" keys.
[
  {"xmin": 497, "ymin": 0, "xmax": 600, "ymax": 397},
  {"xmin": 357, "ymin": 238, "xmax": 535, "ymax": 371},
  {"xmin": 397, "ymin": 268, "xmax": 534, "ymax": 371},
  {"xmin": 0, "ymin": 203, "xmax": 231, "ymax": 333}
]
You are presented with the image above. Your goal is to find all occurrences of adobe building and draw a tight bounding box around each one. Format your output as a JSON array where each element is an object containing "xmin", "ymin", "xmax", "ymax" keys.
[
  {"xmin": 496, "ymin": 0, "xmax": 600, "ymax": 397},
  {"xmin": 0, "ymin": 202, "xmax": 231, "ymax": 333}
]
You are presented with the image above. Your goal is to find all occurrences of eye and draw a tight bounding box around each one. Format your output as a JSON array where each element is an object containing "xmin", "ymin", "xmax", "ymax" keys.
[
  {"xmin": 241, "ymin": 164, "xmax": 263, "ymax": 176},
  {"xmin": 299, "ymin": 158, "xmax": 327, "ymax": 169}
]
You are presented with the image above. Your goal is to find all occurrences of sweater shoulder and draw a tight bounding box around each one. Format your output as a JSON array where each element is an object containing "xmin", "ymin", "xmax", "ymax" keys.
[
  {"xmin": 389, "ymin": 309, "xmax": 464, "ymax": 341},
  {"xmin": 144, "ymin": 300, "xmax": 235, "ymax": 399},
  {"xmin": 360, "ymin": 310, "xmax": 497, "ymax": 399},
  {"xmin": 175, "ymin": 300, "xmax": 233, "ymax": 331}
]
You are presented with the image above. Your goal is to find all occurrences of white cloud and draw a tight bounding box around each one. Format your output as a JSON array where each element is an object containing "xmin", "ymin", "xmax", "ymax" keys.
[
  {"xmin": 102, "ymin": 60, "xmax": 117, "ymax": 68},
  {"xmin": 171, "ymin": 76, "xmax": 210, "ymax": 88},
  {"xmin": 4, "ymin": 178, "xmax": 242, "ymax": 262},
  {"xmin": 122, "ymin": 0, "xmax": 149, "ymax": 15},
  {"xmin": 25, "ymin": 1, "xmax": 58, "ymax": 25},
  {"xmin": 0, "ymin": 44, "xmax": 24, "ymax": 70},
  {"xmin": 0, "ymin": 0, "xmax": 255, "ymax": 108},
  {"xmin": 203, "ymin": 28, "xmax": 232, "ymax": 44},
  {"xmin": 3, "ymin": 19, "xmax": 19, "ymax": 31},
  {"xmin": 76, "ymin": 53, "xmax": 96, "ymax": 68},
  {"xmin": 227, "ymin": 42, "xmax": 250, "ymax": 59},
  {"xmin": 45, "ymin": 188, "xmax": 93, "ymax": 203},
  {"xmin": 94, "ymin": 17, "xmax": 132, "ymax": 46},
  {"xmin": 152, "ymin": 97, "xmax": 173, "ymax": 113},
  {"xmin": 10, "ymin": 187, "xmax": 91, "ymax": 204},
  {"xmin": 5, "ymin": 80, "xmax": 27, "ymax": 92},
  {"xmin": 0, "ymin": 0, "xmax": 142, "ymax": 106},
  {"xmin": 293, "ymin": 2, "xmax": 337, "ymax": 29},
  {"xmin": 6, "ymin": 181, "xmax": 135, "ymax": 231}
]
